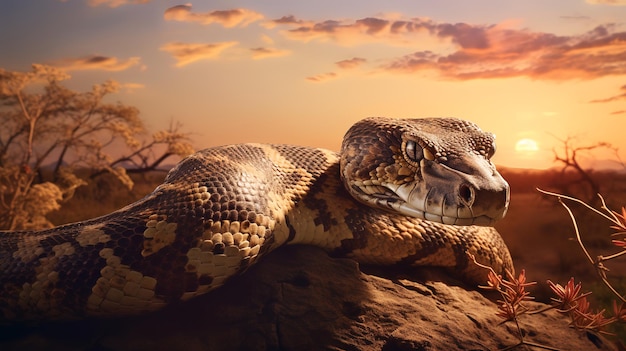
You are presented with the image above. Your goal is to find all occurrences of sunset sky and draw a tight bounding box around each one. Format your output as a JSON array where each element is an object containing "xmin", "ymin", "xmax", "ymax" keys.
[{"xmin": 1, "ymin": 0, "xmax": 625, "ymax": 169}]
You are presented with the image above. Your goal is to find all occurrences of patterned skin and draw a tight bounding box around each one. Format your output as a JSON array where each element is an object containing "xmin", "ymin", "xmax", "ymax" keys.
[{"xmin": 0, "ymin": 117, "xmax": 512, "ymax": 321}]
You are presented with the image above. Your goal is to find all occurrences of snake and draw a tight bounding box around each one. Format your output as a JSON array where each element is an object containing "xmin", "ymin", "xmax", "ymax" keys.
[{"xmin": 0, "ymin": 117, "xmax": 512, "ymax": 321}]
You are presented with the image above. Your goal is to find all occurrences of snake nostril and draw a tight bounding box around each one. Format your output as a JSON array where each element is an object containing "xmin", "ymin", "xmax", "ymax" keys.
[{"xmin": 459, "ymin": 184, "xmax": 474, "ymax": 206}]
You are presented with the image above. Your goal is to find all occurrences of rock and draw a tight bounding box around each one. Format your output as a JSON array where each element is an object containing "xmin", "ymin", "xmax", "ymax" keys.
[{"xmin": 0, "ymin": 246, "xmax": 616, "ymax": 351}]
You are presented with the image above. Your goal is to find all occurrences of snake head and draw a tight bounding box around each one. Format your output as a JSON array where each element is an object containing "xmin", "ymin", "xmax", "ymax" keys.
[{"xmin": 340, "ymin": 117, "xmax": 510, "ymax": 226}]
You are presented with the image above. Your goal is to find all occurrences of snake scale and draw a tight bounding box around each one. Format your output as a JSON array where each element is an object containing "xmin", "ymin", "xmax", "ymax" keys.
[{"xmin": 0, "ymin": 117, "xmax": 512, "ymax": 322}]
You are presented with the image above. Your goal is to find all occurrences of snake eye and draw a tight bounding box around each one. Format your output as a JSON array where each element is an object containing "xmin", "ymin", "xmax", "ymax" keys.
[{"xmin": 405, "ymin": 140, "xmax": 424, "ymax": 162}]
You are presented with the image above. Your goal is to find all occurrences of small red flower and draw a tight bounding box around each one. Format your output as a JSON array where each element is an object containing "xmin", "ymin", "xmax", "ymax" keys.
[
  {"xmin": 547, "ymin": 278, "xmax": 589, "ymax": 312},
  {"xmin": 548, "ymin": 278, "xmax": 616, "ymax": 334}
]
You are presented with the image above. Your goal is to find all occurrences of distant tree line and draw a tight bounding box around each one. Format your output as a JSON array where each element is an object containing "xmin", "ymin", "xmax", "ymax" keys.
[{"xmin": 0, "ymin": 65, "xmax": 194, "ymax": 230}]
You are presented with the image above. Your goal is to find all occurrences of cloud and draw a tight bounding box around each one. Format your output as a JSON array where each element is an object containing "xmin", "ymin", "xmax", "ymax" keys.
[
  {"xmin": 590, "ymin": 84, "xmax": 626, "ymax": 103},
  {"xmin": 586, "ymin": 0, "xmax": 626, "ymax": 5},
  {"xmin": 160, "ymin": 41, "xmax": 238, "ymax": 67},
  {"xmin": 164, "ymin": 4, "xmax": 263, "ymax": 28},
  {"xmin": 263, "ymin": 15, "xmax": 306, "ymax": 29},
  {"xmin": 305, "ymin": 58, "xmax": 366, "ymax": 83},
  {"xmin": 250, "ymin": 47, "xmax": 291, "ymax": 60},
  {"xmin": 272, "ymin": 15, "xmax": 526, "ymax": 49},
  {"xmin": 335, "ymin": 57, "xmax": 367, "ymax": 69},
  {"xmin": 384, "ymin": 23, "xmax": 626, "ymax": 80},
  {"xmin": 280, "ymin": 18, "xmax": 391, "ymax": 44},
  {"xmin": 53, "ymin": 55, "xmax": 141, "ymax": 71},
  {"xmin": 261, "ymin": 34, "xmax": 274, "ymax": 45},
  {"xmin": 271, "ymin": 15, "xmax": 436, "ymax": 45},
  {"xmin": 270, "ymin": 14, "xmax": 626, "ymax": 81},
  {"xmin": 305, "ymin": 72, "xmax": 337, "ymax": 82},
  {"xmin": 611, "ymin": 110, "xmax": 626, "ymax": 114},
  {"xmin": 120, "ymin": 82, "xmax": 145, "ymax": 93},
  {"xmin": 88, "ymin": 0, "xmax": 151, "ymax": 7}
]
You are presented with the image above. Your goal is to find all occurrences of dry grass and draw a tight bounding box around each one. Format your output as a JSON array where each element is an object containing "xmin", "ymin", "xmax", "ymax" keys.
[{"xmin": 47, "ymin": 171, "xmax": 167, "ymax": 225}]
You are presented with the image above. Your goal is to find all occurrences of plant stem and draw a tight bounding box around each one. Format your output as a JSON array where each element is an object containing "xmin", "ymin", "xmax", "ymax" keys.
[{"xmin": 538, "ymin": 188, "xmax": 626, "ymax": 304}]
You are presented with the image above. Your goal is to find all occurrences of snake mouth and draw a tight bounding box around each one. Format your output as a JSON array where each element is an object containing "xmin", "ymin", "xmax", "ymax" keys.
[
  {"xmin": 390, "ymin": 163, "xmax": 509, "ymax": 226},
  {"xmin": 349, "ymin": 175, "xmax": 509, "ymax": 227},
  {"xmin": 387, "ymin": 183, "xmax": 500, "ymax": 226},
  {"xmin": 349, "ymin": 183, "xmax": 497, "ymax": 226}
]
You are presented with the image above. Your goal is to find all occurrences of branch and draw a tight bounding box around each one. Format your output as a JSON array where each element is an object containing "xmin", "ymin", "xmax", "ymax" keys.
[
  {"xmin": 537, "ymin": 188, "xmax": 626, "ymax": 304},
  {"xmin": 125, "ymin": 152, "xmax": 173, "ymax": 174}
]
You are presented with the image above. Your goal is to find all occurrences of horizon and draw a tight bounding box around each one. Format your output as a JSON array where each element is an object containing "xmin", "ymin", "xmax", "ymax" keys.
[{"xmin": 1, "ymin": 0, "xmax": 625, "ymax": 170}]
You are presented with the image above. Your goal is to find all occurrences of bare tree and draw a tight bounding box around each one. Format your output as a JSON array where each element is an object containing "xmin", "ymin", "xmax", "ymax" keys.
[
  {"xmin": 551, "ymin": 136, "xmax": 622, "ymax": 205},
  {"xmin": 0, "ymin": 65, "xmax": 194, "ymax": 230}
]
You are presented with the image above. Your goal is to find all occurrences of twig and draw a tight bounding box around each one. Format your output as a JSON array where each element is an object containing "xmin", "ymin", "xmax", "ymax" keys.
[
  {"xmin": 537, "ymin": 188, "xmax": 626, "ymax": 304},
  {"xmin": 537, "ymin": 189, "xmax": 618, "ymax": 225}
]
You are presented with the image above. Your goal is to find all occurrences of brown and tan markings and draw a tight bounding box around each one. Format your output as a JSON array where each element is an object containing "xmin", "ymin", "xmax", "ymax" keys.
[{"xmin": 0, "ymin": 117, "xmax": 512, "ymax": 321}]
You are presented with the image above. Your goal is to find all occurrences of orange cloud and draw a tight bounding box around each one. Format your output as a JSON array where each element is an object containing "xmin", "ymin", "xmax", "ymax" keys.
[
  {"xmin": 590, "ymin": 84, "xmax": 626, "ymax": 103},
  {"xmin": 250, "ymin": 47, "xmax": 291, "ymax": 59},
  {"xmin": 88, "ymin": 0, "xmax": 151, "ymax": 7},
  {"xmin": 336, "ymin": 57, "xmax": 367, "ymax": 69},
  {"xmin": 384, "ymin": 22, "xmax": 626, "ymax": 80},
  {"xmin": 53, "ymin": 55, "xmax": 141, "ymax": 71},
  {"xmin": 164, "ymin": 4, "xmax": 263, "ymax": 28},
  {"xmin": 305, "ymin": 72, "xmax": 337, "ymax": 82},
  {"xmin": 120, "ymin": 82, "xmax": 145, "ymax": 93},
  {"xmin": 271, "ymin": 14, "xmax": 626, "ymax": 81},
  {"xmin": 271, "ymin": 15, "xmax": 431, "ymax": 45},
  {"xmin": 260, "ymin": 34, "xmax": 274, "ymax": 45},
  {"xmin": 160, "ymin": 42, "xmax": 238, "ymax": 67}
]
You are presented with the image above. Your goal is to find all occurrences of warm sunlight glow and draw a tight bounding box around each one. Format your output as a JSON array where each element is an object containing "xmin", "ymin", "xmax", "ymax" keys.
[{"xmin": 515, "ymin": 138, "xmax": 539, "ymax": 154}]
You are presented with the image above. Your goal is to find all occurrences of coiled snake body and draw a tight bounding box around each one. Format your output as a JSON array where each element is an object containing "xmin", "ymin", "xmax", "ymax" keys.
[{"xmin": 0, "ymin": 117, "xmax": 512, "ymax": 321}]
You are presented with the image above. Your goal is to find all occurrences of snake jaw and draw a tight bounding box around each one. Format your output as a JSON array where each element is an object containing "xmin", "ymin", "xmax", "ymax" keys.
[
  {"xmin": 384, "ymin": 182, "xmax": 503, "ymax": 226},
  {"xmin": 348, "ymin": 173, "xmax": 507, "ymax": 227}
]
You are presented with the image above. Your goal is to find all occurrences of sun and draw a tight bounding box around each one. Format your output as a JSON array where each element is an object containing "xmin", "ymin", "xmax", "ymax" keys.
[{"xmin": 515, "ymin": 138, "xmax": 539, "ymax": 154}]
